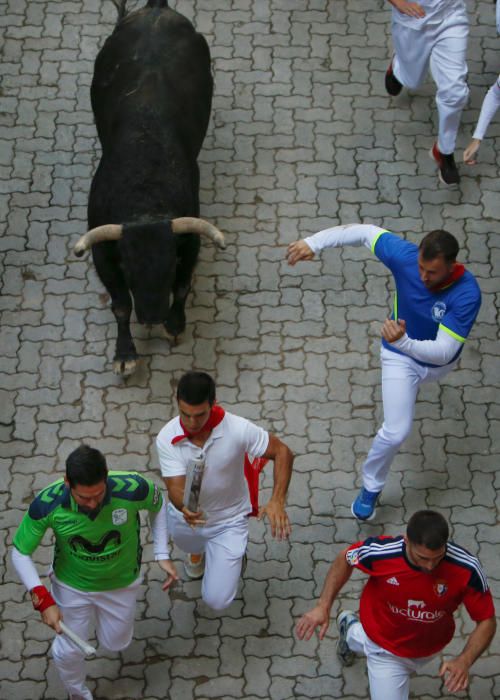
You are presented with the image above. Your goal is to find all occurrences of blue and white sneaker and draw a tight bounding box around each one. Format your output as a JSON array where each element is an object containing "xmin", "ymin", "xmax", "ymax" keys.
[
  {"xmin": 336, "ymin": 610, "xmax": 359, "ymax": 666},
  {"xmin": 351, "ymin": 487, "xmax": 380, "ymax": 521}
]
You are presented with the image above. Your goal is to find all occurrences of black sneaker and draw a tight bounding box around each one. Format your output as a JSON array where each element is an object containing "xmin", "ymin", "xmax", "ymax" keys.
[
  {"xmin": 430, "ymin": 143, "xmax": 460, "ymax": 185},
  {"xmin": 385, "ymin": 60, "xmax": 403, "ymax": 96}
]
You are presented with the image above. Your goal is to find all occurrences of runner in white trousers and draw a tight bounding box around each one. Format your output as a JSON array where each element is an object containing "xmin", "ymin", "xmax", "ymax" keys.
[
  {"xmin": 296, "ymin": 510, "xmax": 496, "ymax": 700},
  {"xmin": 156, "ymin": 371, "xmax": 293, "ymax": 610},
  {"xmin": 385, "ymin": 0, "xmax": 469, "ymax": 184},
  {"xmin": 11, "ymin": 445, "xmax": 177, "ymax": 700},
  {"xmin": 288, "ymin": 224, "xmax": 481, "ymax": 521}
]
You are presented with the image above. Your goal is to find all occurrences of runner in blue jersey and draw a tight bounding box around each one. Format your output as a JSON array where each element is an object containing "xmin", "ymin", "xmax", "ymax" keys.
[{"xmin": 287, "ymin": 224, "xmax": 481, "ymax": 520}]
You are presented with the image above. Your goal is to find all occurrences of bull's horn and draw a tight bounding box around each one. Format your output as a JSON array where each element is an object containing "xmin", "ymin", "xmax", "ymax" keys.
[
  {"xmin": 73, "ymin": 224, "xmax": 123, "ymax": 257},
  {"xmin": 171, "ymin": 217, "xmax": 226, "ymax": 249}
]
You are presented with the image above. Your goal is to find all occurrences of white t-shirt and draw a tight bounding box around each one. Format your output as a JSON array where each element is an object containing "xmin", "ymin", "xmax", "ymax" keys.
[
  {"xmin": 156, "ymin": 412, "xmax": 269, "ymax": 524},
  {"xmin": 391, "ymin": 0, "xmax": 466, "ymax": 30}
]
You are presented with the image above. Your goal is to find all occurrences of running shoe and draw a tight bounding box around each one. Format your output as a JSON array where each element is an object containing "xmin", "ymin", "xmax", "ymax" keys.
[
  {"xmin": 430, "ymin": 143, "xmax": 460, "ymax": 185},
  {"xmin": 385, "ymin": 60, "xmax": 403, "ymax": 96},
  {"xmin": 336, "ymin": 609, "xmax": 359, "ymax": 666},
  {"xmin": 184, "ymin": 552, "xmax": 205, "ymax": 580},
  {"xmin": 351, "ymin": 487, "xmax": 380, "ymax": 521}
]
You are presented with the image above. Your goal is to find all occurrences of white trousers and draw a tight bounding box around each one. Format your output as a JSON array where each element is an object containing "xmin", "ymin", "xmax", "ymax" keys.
[
  {"xmin": 168, "ymin": 503, "xmax": 248, "ymax": 611},
  {"xmin": 392, "ymin": 10, "xmax": 469, "ymax": 153},
  {"xmin": 362, "ymin": 347, "xmax": 455, "ymax": 493},
  {"xmin": 51, "ymin": 576, "xmax": 141, "ymax": 700},
  {"xmin": 347, "ymin": 622, "xmax": 435, "ymax": 700}
]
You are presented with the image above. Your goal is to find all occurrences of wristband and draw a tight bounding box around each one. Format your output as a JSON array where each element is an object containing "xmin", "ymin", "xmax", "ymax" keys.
[{"xmin": 31, "ymin": 585, "xmax": 56, "ymax": 613}]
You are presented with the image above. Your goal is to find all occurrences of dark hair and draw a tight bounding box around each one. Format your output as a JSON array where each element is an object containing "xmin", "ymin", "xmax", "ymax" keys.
[
  {"xmin": 419, "ymin": 230, "xmax": 459, "ymax": 264},
  {"xmin": 65, "ymin": 445, "xmax": 108, "ymax": 488},
  {"xmin": 406, "ymin": 510, "xmax": 449, "ymax": 550},
  {"xmin": 177, "ymin": 371, "xmax": 216, "ymax": 405}
]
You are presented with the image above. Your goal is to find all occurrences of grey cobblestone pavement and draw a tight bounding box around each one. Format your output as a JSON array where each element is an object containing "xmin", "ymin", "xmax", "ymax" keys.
[{"xmin": 1, "ymin": 0, "xmax": 499, "ymax": 698}]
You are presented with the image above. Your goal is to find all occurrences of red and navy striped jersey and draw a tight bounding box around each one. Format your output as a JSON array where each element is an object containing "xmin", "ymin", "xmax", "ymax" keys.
[{"xmin": 346, "ymin": 535, "xmax": 494, "ymax": 658}]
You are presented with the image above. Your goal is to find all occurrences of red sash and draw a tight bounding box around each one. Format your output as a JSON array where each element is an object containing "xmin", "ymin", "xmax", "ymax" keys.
[
  {"xmin": 171, "ymin": 405, "xmax": 225, "ymax": 445},
  {"xmin": 171, "ymin": 404, "xmax": 268, "ymax": 517},
  {"xmin": 244, "ymin": 454, "xmax": 268, "ymax": 516}
]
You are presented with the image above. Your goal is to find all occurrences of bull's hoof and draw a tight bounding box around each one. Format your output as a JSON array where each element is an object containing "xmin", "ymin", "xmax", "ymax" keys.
[
  {"xmin": 165, "ymin": 307, "xmax": 186, "ymax": 339},
  {"xmin": 164, "ymin": 314, "xmax": 186, "ymax": 338},
  {"xmin": 113, "ymin": 358, "xmax": 137, "ymax": 376},
  {"xmin": 162, "ymin": 327, "xmax": 179, "ymax": 346}
]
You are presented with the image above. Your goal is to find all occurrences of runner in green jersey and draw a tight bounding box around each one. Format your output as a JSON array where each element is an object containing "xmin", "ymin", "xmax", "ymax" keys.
[{"xmin": 11, "ymin": 444, "xmax": 178, "ymax": 700}]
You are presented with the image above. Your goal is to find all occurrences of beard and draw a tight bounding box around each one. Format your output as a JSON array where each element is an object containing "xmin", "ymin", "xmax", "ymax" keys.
[{"xmin": 78, "ymin": 502, "xmax": 104, "ymax": 518}]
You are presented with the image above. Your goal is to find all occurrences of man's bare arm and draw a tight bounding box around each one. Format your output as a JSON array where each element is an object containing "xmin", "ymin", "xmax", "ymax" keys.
[
  {"xmin": 439, "ymin": 617, "xmax": 496, "ymax": 693},
  {"xmin": 296, "ymin": 548, "xmax": 353, "ymax": 640},
  {"xmin": 163, "ymin": 476, "xmax": 205, "ymax": 526},
  {"xmin": 259, "ymin": 434, "xmax": 294, "ymax": 539}
]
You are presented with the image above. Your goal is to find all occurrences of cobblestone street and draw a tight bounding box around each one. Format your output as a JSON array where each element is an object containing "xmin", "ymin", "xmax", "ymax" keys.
[{"xmin": 1, "ymin": 0, "xmax": 499, "ymax": 698}]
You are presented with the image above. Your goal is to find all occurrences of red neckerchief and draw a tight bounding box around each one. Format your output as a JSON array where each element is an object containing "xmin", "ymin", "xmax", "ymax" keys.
[
  {"xmin": 171, "ymin": 405, "xmax": 225, "ymax": 445},
  {"xmin": 431, "ymin": 263, "xmax": 465, "ymax": 292}
]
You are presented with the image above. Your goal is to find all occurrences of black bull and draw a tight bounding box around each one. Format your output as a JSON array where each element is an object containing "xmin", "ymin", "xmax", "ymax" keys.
[{"xmin": 74, "ymin": 0, "xmax": 225, "ymax": 376}]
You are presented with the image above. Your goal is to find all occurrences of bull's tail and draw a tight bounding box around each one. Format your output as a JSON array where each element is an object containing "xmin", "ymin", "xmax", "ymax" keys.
[
  {"xmin": 110, "ymin": 0, "xmax": 128, "ymax": 21},
  {"xmin": 110, "ymin": 0, "xmax": 168, "ymax": 22}
]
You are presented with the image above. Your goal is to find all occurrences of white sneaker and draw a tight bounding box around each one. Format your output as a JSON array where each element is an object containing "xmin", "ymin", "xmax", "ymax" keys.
[
  {"xmin": 184, "ymin": 553, "xmax": 205, "ymax": 579},
  {"xmin": 69, "ymin": 690, "xmax": 93, "ymax": 700}
]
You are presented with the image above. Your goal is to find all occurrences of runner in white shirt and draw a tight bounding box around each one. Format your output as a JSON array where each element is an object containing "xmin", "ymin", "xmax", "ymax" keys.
[
  {"xmin": 385, "ymin": 0, "xmax": 469, "ymax": 184},
  {"xmin": 156, "ymin": 371, "xmax": 293, "ymax": 610}
]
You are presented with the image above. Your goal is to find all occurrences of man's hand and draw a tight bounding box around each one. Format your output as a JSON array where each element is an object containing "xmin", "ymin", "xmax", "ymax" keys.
[
  {"xmin": 381, "ymin": 318, "xmax": 406, "ymax": 343},
  {"xmin": 158, "ymin": 559, "xmax": 179, "ymax": 590},
  {"xmin": 390, "ymin": 0, "xmax": 426, "ymax": 17},
  {"xmin": 439, "ymin": 657, "xmax": 470, "ymax": 693},
  {"xmin": 463, "ymin": 138, "xmax": 481, "ymax": 165},
  {"xmin": 296, "ymin": 604, "xmax": 330, "ymax": 641},
  {"xmin": 287, "ymin": 240, "xmax": 315, "ymax": 266},
  {"xmin": 258, "ymin": 499, "xmax": 291, "ymax": 540},
  {"xmin": 41, "ymin": 604, "xmax": 63, "ymax": 634},
  {"xmin": 181, "ymin": 506, "xmax": 206, "ymax": 527}
]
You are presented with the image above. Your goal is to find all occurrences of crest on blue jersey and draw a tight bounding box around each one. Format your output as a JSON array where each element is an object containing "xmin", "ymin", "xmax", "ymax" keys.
[{"xmin": 431, "ymin": 301, "xmax": 447, "ymax": 322}]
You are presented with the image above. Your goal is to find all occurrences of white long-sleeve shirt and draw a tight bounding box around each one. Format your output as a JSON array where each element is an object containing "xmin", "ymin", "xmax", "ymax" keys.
[{"xmin": 472, "ymin": 76, "xmax": 500, "ymax": 140}]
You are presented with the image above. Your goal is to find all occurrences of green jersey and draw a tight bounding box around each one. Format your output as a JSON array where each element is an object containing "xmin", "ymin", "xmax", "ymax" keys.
[{"xmin": 13, "ymin": 471, "xmax": 163, "ymax": 592}]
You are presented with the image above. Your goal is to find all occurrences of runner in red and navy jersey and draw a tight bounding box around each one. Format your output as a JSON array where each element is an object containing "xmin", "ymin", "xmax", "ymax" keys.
[
  {"xmin": 296, "ymin": 511, "xmax": 496, "ymax": 700},
  {"xmin": 288, "ymin": 224, "xmax": 481, "ymax": 520}
]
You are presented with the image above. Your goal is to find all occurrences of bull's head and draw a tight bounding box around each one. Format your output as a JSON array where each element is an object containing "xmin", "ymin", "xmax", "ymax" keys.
[{"xmin": 74, "ymin": 218, "xmax": 226, "ymax": 326}]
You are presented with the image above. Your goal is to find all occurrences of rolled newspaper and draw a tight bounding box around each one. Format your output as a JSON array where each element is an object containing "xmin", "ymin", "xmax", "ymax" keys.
[
  {"xmin": 60, "ymin": 621, "xmax": 97, "ymax": 657},
  {"xmin": 183, "ymin": 457, "xmax": 205, "ymax": 512}
]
